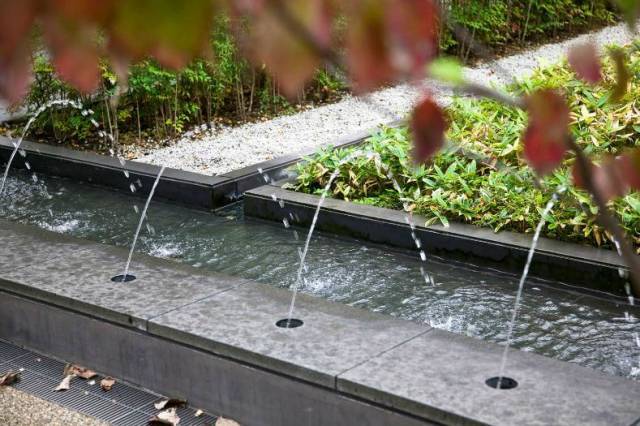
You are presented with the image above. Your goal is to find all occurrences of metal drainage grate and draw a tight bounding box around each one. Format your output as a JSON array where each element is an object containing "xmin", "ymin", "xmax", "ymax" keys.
[
  {"xmin": 0, "ymin": 340, "xmax": 30, "ymax": 365},
  {"xmin": 0, "ymin": 339, "xmax": 219, "ymax": 425}
]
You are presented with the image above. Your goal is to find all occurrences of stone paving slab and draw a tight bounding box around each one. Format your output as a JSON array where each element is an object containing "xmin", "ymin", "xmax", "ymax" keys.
[
  {"xmin": 148, "ymin": 282, "xmax": 431, "ymax": 388},
  {"xmin": 0, "ymin": 219, "xmax": 101, "ymax": 272},
  {"xmin": 0, "ymin": 219, "xmax": 247, "ymax": 328},
  {"xmin": 338, "ymin": 329, "xmax": 640, "ymax": 425},
  {"xmin": 3, "ymin": 218, "xmax": 640, "ymax": 424}
]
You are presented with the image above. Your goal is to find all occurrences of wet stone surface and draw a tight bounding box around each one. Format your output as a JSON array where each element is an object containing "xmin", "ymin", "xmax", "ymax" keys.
[
  {"xmin": 0, "ymin": 228, "xmax": 246, "ymax": 327},
  {"xmin": 338, "ymin": 329, "xmax": 640, "ymax": 425},
  {"xmin": 149, "ymin": 282, "xmax": 429, "ymax": 387},
  {"xmin": 1, "ymin": 169, "xmax": 640, "ymax": 380}
]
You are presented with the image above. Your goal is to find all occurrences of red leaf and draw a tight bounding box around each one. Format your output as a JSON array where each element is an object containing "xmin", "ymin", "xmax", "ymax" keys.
[
  {"xmin": 346, "ymin": 0, "xmax": 440, "ymax": 93},
  {"xmin": 54, "ymin": 46, "xmax": 101, "ymax": 92},
  {"xmin": 523, "ymin": 90, "xmax": 570, "ymax": 175},
  {"xmin": 0, "ymin": 0, "xmax": 36, "ymax": 102},
  {"xmin": 411, "ymin": 97, "xmax": 447, "ymax": 163},
  {"xmin": 230, "ymin": 0, "xmax": 266, "ymax": 15},
  {"xmin": 567, "ymin": 42, "xmax": 602, "ymax": 85},
  {"xmin": 387, "ymin": 0, "xmax": 439, "ymax": 79},
  {"xmin": 44, "ymin": 19, "xmax": 101, "ymax": 93},
  {"xmin": 618, "ymin": 149, "xmax": 640, "ymax": 191},
  {"xmin": 0, "ymin": 0, "xmax": 36, "ymax": 58},
  {"xmin": 346, "ymin": 0, "xmax": 395, "ymax": 93},
  {"xmin": 248, "ymin": 0, "xmax": 332, "ymax": 98},
  {"xmin": 49, "ymin": 0, "xmax": 114, "ymax": 23},
  {"xmin": 572, "ymin": 157, "xmax": 627, "ymax": 202},
  {"xmin": 0, "ymin": 51, "xmax": 32, "ymax": 103}
]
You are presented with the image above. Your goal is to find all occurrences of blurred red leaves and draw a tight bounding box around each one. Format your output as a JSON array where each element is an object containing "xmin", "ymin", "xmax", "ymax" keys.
[
  {"xmin": 347, "ymin": 0, "xmax": 439, "ymax": 93},
  {"xmin": 43, "ymin": 17, "xmax": 101, "ymax": 92},
  {"xmin": 573, "ymin": 150, "xmax": 640, "ymax": 202},
  {"xmin": 237, "ymin": 0, "xmax": 334, "ymax": 98},
  {"xmin": 238, "ymin": 0, "xmax": 440, "ymax": 96},
  {"xmin": 0, "ymin": 0, "xmax": 440, "ymax": 101},
  {"xmin": 0, "ymin": 0, "xmax": 631, "ymax": 200},
  {"xmin": 0, "ymin": 0, "xmax": 36, "ymax": 101},
  {"xmin": 522, "ymin": 90, "xmax": 570, "ymax": 175},
  {"xmin": 0, "ymin": 0, "xmax": 214, "ymax": 100},
  {"xmin": 411, "ymin": 96, "xmax": 447, "ymax": 163},
  {"xmin": 568, "ymin": 42, "xmax": 602, "ymax": 85},
  {"xmin": 387, "ymin": 0, "xmax": 439, "ymax": 79}
]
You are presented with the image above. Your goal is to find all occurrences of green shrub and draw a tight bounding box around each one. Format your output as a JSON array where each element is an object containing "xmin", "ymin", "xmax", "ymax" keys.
[
  {"xmin": 291, "ymin": 44, "xmax": 640, "ymax": 251},
  {"xmin": 18, "ymin": 1, "xmax": 616, "ymax": 150},
  {"xmin": 20, "ymin": 16, "xmax": 346, "ymax": 149},
  {"xmin": 440, "ymin": 0, "xmax": 615, "ymax": 58}
]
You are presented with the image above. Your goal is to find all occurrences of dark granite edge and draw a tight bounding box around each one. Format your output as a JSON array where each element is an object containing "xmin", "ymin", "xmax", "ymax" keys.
[
  {"xmin": 334, "ymin": 329, "xmax": 640, "ymax": 425},
  {"xmin": 0, "ymin": 291, "xmax": 436, "ymax": 426},
  {"xmin": 332, "ymin": 328, "xmax": 477, "ymax": 425},
  {"xmin": 146, "ymin": 279, "xmax": 431, "ymax": 390},
  {"xmin": 244, "ymin": 184, "xmax": 631, "ymax": 298},
  {"xmin": 0, "ymin": 218, "xmax": 247, "ymax": 330},
  {"xmin": 336, "ymin": 374, "xmax": 486, "ymax": 426},
  {"xmin": 0, "ymin": 121, "xmax": 395, "ymax": 209},
  {"xmin": 0, "ymin": 253, "xmax": 247, "ymax": 333},
  {"xmin": 0, "ymin": 218, "xmax": 431, "ymax": 392},
  {"xmin": 246, "ymin": 185, "xmax": 625, "ymax": 268},
  {"xmin": 333, "ymin": 328, "xmax": 435, "ymax": 389},
  {"xmin": 0, "ymin": 136, "xmax": 237, "ymax": 210},
  {"xmin": 0, "ymin": 277, "xmax": 144, "ymax": 330},
  {"xmin": 146, "ymin": 317, "xmax": 338, "ymax": 389},
  {"xmin": 218, "ymin": 122, "xmax": 400, "ymax": 180},
  {"xmin": 0, "ymin": 136, "xmax": 226, "ymax": 186},
  {"xmin": 2, "ymin": 221, "xmax": 639, "ymax": 424}
]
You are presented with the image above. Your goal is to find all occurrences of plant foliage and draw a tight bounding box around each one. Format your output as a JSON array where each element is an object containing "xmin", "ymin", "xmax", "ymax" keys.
[{"xmin": 291, "ymin": 44, "xmax": 640, "ymax": 250}]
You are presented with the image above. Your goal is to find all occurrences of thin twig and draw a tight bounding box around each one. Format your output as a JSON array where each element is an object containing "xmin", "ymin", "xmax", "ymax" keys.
[
  {"xmin": 568, "ymin": 136, "xmax": 640, "ymax": 295},
  {"xmin": 455, "ymin": 83, "xmax": 526, "ymax": 109},
  {"xmin": 267, "ymin": 1, "xmax": 640, "ymax": 297}
]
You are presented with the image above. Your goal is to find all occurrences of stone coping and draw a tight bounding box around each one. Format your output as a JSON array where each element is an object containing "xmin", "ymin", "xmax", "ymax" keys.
[
  {"xmin": 0, "ymin": 123, "xmax": 381, "ymax": 210},
  {"xmin": 244, "ymin": 184, "xmax": 631, "ymax": 299},
  {"xmin": 1, "ymin": 218, "xmax": 640, "ymax": 425}
]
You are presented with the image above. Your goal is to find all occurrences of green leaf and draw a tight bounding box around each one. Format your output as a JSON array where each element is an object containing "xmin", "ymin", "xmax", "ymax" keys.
[{"xmin": 428, "ymin": 57, "xmax": 464, "ymax": 85}]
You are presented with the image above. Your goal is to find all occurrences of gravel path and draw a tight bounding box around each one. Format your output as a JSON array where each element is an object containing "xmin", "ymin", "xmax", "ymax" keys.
[
  {"xmin": 136, "ymin": 22, "xmax": 635, "ymax": 176},
  {"xmin": 0, "ymin": 386, "xmax": 107, "ymax": 426}
]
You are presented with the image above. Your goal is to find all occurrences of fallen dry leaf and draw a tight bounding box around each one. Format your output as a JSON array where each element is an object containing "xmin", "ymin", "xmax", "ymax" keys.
[
  {"xmin": 100, "ymin": 376, "xmax": 115, "ymax": 391},
  {"xmin": 154, "ymin": 398, "xmax": 187, "ymax": 410},
  {"xmin": 216, "ymin": 417, "xmax": 241, "ymax": 426},
  {"xmin": 0, "ymin": 370, "xmax": 20, "ymax": 386},
  {"xmin": 55, "ymin": 374, "xmax": 74, "ymax": 391},
  {"xmin": 64, "ymin": 364, "xmax": 97, "ymax": 380},
  {"xmin": 148, "ymin": 408, "xmax": 180, "ymax": 425}
]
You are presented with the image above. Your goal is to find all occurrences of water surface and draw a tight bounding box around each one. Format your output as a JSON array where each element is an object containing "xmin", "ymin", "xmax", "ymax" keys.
[{"xmin": 1, "ymin": 170, "xmax": 638, "ymax": 379}]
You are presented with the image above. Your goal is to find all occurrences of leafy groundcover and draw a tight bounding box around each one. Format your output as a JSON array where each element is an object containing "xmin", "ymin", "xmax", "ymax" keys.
[{"xmin": 290, "ymin": 45, "xmax": 640, "ymax": 251}]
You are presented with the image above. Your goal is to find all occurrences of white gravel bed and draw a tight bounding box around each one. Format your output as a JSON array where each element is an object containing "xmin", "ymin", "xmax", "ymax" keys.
[
  {"xmin": 0, "ymin": 386, "xmax": 107, "ymax": 426},
  {"xmin": 135, "ymin": 22, "xmax": 635, "ymax": 176}
]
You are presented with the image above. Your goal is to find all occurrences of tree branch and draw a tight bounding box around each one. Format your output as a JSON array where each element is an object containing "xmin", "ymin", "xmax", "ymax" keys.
[
  {"xmin": 454, "ymin": 82, "xmax": 526, "ymax": 109},
  {"xmin": 567, "ymin": 136, "xmax": 640, "ymax": 296}
]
